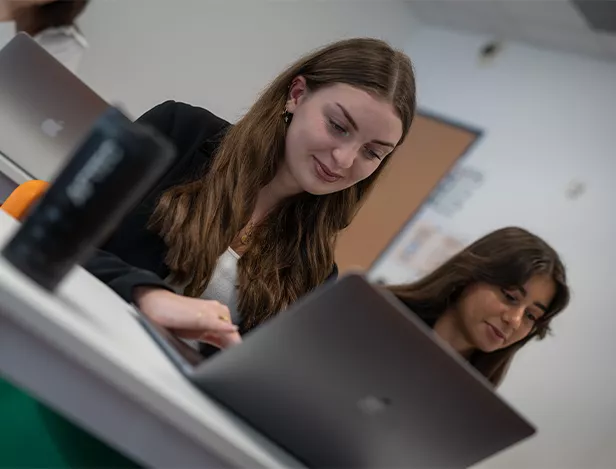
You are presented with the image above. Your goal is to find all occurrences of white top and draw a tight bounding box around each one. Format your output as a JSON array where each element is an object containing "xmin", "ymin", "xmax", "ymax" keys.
[
  {"xmin": 33, "ymin": 25, "xmax": 88, "ymax": 74},
  {"xmin": 169, "ymin": 247, "xmax": 240, "ymax": 349},
  {"xmin": 202, "ymin": 247, "xmax": 240, "ymax": 321},
  {"xmin": 169, "ymin": 247, "xmax": 240, "ymax": 322},
  {"xmin": 0, "ymin": 210, "xmax": 300, "ymax": 467}
]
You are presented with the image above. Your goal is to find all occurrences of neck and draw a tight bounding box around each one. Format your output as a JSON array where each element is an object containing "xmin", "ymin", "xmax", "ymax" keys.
[
  {"xmin": 253, "ymin": 162, "xmax": 302, "ymax": 220},
  {"xmin": 433, "ymin": 309, "xmax": 475, "ymax": 359}
]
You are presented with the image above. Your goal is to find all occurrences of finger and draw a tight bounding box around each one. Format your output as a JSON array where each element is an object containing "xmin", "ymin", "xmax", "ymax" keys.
[
  {"xmin": 198, "ymin": 332, "xmax": 226, "ymax": 348},
  {"xmin": 217, "ymin": 331, "xmax": 243, "ymax": 348},
  {"xmin": 199, "ymin": 330, "xmax": 243, "ymax": 349},
  {"xmin": 171, "ymin": 328, "xmax": 242, "ymax": 346},
  {"xmin": 155, "ymin": 308, "xmax": 237, "ymax": 332},
  {"xmin": 213, "ymin": 302, "xmax": 231, "ymax": 319},
  {"xmin": 195, "ymin": 312, "xmax": 238, "ymax": 333}
]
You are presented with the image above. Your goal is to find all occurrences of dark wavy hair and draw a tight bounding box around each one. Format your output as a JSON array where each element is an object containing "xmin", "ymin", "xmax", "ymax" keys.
[{"xmin": 388, "ymin": 227, "xmax": 570, "ymax": 386}]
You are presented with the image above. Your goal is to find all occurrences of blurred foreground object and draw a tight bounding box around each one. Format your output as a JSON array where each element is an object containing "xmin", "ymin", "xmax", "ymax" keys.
[{"xmin": 2, "ymin": 106, "xmax": 176, "ymax": 291}]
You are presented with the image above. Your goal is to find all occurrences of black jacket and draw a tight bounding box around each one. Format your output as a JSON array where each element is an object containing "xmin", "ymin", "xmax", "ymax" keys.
[{"xmin": 83, "ymin": 101, "xmax": 338, "ymax": 310}]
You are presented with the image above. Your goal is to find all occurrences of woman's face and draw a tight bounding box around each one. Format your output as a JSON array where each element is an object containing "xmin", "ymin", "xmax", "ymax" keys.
[
  {"xmin": 454, "ymin": 275, "xmax": 556, "ymax": 353},
  {"xmin": 281, "ymin": 77, "xmax": 403, "ymax": 196}
]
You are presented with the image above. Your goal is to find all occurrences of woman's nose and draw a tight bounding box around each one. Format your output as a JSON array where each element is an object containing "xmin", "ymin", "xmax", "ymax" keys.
[
  {"xmin": 502, "ymin": 306, "xmax": 525, "ymax": 329},
  {"xmin": 331, "ymin": 145, "xmax": 358, "ymax": 169}
]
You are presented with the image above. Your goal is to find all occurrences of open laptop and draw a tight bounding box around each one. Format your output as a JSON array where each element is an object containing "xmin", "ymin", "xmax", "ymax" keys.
[
  {"xmin": 137, "ymin": 273, "xmax": 536, "ymax": 468},
  {"xmin": 0, "ymin": 33, "xmax": 109, "ymax": 182}
]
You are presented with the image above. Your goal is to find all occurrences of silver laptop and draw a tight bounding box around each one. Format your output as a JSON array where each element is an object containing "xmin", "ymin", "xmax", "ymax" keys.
[
  {"xmin": 0, "ymin": 33, "xmax": 109, "ymax": 182},
  {"xmin": 137, "ymin": 273, "xmax": 536, "ymax": 468}
]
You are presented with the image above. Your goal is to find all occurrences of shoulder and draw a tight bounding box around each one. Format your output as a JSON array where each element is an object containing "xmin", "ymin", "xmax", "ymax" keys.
[
  {"xmin": 137, "ymin": 100, "xmax": 231, "ymax": 145},
  {"xmin": 135, "ymin": 101, "xmax": 231, "ymax": 179},
  {"xmin": 163, "ymin": 101, "xmax": 229, "ymax": 127}
]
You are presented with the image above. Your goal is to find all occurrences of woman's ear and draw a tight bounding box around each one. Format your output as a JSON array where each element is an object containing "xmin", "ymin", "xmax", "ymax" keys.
[{"xmin": 285, "ymin": 76, "xmax": 308, "ymax": 113}]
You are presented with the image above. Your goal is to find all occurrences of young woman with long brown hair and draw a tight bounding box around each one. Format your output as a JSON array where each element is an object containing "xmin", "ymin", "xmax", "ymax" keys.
[
  {"xmin": 85, "ymin": 37, "xmax": 416, "ymax": 351},
  {"xmin": 388, "ymin": 226, "xmax": 570, "ymax": 387}
]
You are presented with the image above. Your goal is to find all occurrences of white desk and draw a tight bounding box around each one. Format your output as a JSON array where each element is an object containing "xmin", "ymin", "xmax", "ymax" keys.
[{"xmin": 0, "ymin": 211, "xmax": 302, "ymax": 468}]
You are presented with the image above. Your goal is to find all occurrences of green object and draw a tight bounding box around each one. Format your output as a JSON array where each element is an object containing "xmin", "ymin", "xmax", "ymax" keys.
[{"xmin": 0, "ymin": 377, "xmax": 140, "ymax": 468}]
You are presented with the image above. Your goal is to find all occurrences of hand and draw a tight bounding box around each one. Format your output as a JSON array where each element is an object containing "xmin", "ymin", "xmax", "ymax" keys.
[{"xmin": 134, "ymin": 287, "xmax": 242, "ymax": 349}]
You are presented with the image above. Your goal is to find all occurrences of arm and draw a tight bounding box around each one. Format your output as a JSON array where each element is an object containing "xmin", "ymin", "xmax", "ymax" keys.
[
  {"xmin": 84, "ymin": 248, "xmax": 172, "ymax": 303},
  {"xmin": 82, "ymin": 102, "xmax": 241, "ymax": 346},
  {"xmin": 82, "ymin": 101, "xmax": 178, "ymax": 303},
  {"xmin": 82, "ymin": 100, "xmax": 231, "ymax": 304},
  {"xmin": 85, "ymin": 250, "xmax": 241, "ymax": 348}
]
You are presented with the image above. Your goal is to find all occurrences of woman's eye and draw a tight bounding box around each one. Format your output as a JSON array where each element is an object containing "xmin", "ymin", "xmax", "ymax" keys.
[
  {"xmin": 525, "ymin": 311, "xmax": 538, "ymax": 322},
  {"xmin": 329, "ymin": 120, "xmax": 349, "ymax": 136},
  {"xmin": 364, "ymin": 147, "xmax": 382, "ymax": 160},
  {"xmin": 501, "ymin": 288, "xmax": 517, "ymax": 303}
]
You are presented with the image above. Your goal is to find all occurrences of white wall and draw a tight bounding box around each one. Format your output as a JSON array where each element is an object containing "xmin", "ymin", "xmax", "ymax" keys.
[
  {"xmin": 372, "ymin": 26, "xmax": 616, "ymax": 468},
  {"xmin": 77, "ymin": 0, "xmax": 417, "ymax": 120},
  {"xmin": 77, "ymin": 3, "xmax": 616, "ymax": 468}
]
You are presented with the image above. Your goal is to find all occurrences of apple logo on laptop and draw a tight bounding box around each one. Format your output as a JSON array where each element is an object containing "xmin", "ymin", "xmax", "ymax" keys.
[
  {"xmin": 41, "ymin": 118, "xmax": 64, "ymax": 138},
  {"xmin": 357, "ymin": 395, "xmax": 392, "ymax": 416}
]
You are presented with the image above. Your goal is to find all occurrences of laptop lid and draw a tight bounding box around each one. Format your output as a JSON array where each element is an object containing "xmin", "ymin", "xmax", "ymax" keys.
[
  {"xmin": 0, "ymin": 33, "xmax": 109, "ymax": 181},
  {"xmin": 138, "ymin": 273, "xmax": 536, "ymax": 468}
]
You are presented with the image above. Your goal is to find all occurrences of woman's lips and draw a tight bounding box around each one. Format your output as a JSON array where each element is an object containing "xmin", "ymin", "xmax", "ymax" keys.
[
  {"xmin": 313, "ymin": 157, "xmax": 343, "ymax": 183},
  {"xmin": 486, "ymin": 322, "xmax": 506, "ymax": 342}
]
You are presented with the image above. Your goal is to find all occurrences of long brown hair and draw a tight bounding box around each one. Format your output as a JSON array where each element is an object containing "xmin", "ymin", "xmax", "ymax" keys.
[
  {"xmin": 150, "ymin": 38, "xmax": 416, "ymax": 330},
  {"xmin": 388, "ymin": 227, "xmax": 570, "ymax": 386}
]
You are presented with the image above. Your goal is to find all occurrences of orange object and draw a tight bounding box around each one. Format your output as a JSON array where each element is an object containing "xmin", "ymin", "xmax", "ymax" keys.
[{"xmin": 1, "ymin": 180, "xmax": 49, "ymax": 221}]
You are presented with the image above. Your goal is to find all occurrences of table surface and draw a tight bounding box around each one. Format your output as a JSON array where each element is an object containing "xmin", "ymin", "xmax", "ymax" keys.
[{"xmin": 0, "ymin": 210, "xmax": 302, "ymax": 468}]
